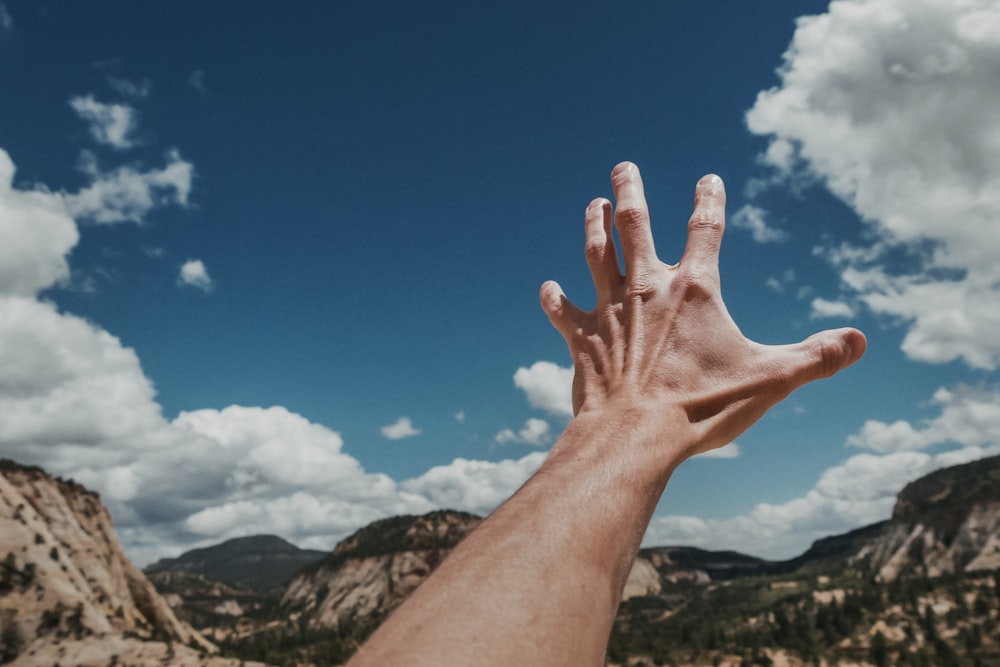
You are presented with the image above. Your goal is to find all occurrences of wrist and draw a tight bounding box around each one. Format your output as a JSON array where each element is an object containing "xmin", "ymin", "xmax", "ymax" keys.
[{"xmin": 546, "ymin": 401, "xmax": 691, "ymax": 489}]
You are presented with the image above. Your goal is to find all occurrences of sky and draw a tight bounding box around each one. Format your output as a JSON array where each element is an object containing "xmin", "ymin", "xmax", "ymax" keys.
[{"xmin": 1, "ymin": 0, "xmax": 999, "ymax": 566}]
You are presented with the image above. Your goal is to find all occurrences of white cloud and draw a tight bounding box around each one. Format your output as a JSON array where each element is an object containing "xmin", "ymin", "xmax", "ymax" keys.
[
  {"xmin": 454, "ymin": 411, "xmax": 465, "ymax": 423},
  {"xmin": 647, "ymin": 444, "xmax": 999, "ymax": 559},
  {"xmin": 0, "ymin": 150, "xmax": 79, "ymax": 296},
  {"xmin": 745, "ymin": 0, "xmax": 1000, "ymax": 369},
  {"xmin": 731, "ymin": 204, "xmax": 789, "ymax": 243},
  {"xmin": 381, "ymin": 416, "xmax": 421, "ymax": 440},
  {"xmin": 694, "ymin": 442, "xmax": 741, "ymax": 459},
  {"xmin": 69, "ymin": 95, "xmax": 140, "ymax": 150},
  {"xmin": 401, "ymin": 452, "xmax": 547, "ymax": 516},
  {"xmin": 106, "ymin": 76, "xmax": 152, "ymax": 100},
  {"xmin": 495, "ymin": 418, "xmax": 552, "ymax": 447},
  {"xmin": 848, "ymin": 385, "xmax": 1000, "ymax": 453},
  {"xmin": 513, "ymin": 361, "xmax": 573, "ymax": 419},
  {"xmin": 648, "ymin": 383, "xmax": 1000, "ymax": 558},
  {"xmin": 765, "ymin": 269, "xmax": 797, "ymax": 294},
  {"xmin": 810, "ymin": 297, "xmax": 855, "ymax": 319},
  {"xmin": 66, "ymin": 149, "xmax": 193, "ymax": 224},
  {"xmin": 178, "ymin": 259, "xmax": 213, "ymax": 292},
  {"xmin": 0, "ymin": 2, "xmax": 11, "ymax": 31}
]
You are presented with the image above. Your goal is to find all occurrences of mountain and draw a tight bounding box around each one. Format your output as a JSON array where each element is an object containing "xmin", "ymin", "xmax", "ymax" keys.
[
  {"xmin": 281, "ymin": 510, "xmax": 481, "ymax": 632},
  {"xmin": 146, "ymin": 535, "xmax": 327, "ymax": 593},
  {"xmin": 0, "ymin": 459, "xmax": 270, "ymax": 667},
  {"xmin": 852, "ymin": 453, "xmax": 1000, "ymax": 581},
  {"xmin": 224, "ymin": 455, "xmax": 1000, "ymax": 666}
]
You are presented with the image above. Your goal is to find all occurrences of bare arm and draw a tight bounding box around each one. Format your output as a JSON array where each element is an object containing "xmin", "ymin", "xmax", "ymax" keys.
[{"xmin": 348, "ymin": 162, "xmax": 865, "ymax": 667}]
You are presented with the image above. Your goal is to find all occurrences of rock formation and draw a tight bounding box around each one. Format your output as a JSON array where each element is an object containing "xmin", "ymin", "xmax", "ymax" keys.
[{"xmin": 0, "ymin": 459, "xmax": 268, "ymax": 666}]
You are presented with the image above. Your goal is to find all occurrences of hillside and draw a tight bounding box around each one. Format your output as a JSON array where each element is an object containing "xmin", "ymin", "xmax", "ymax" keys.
[
  {"xmin": 0, "ymin": 459, "xmax": 270, "ymax": 667},
  {"xmin": 216, "ymin": 455, "xmax": 1000, "ymax": 666}
]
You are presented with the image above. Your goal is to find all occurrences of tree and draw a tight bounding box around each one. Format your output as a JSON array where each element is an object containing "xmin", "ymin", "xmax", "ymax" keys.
[{"xmin": 869, "ymin": 630, "xmax": 889, "ymax": 667}]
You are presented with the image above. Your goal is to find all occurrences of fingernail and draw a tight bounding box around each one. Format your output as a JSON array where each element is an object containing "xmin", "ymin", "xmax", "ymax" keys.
[
  {"xmin": 611, "ymin": 161, "xmax": 636, "ymax": 179},
  {"xmin": 698, "ymin": 174, "xmax": 722, "ymax": 188}
]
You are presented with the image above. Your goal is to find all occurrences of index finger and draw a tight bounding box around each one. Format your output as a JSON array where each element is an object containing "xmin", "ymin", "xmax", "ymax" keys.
[{"xmin": 611, "ymin": 162, "xmax": 658, "ymax": 276}]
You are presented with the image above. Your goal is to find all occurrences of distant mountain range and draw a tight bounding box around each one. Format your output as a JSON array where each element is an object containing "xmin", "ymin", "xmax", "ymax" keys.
[
  {"xmin": 146, "ymin": 534, "xmax": 327, "ymax": 593},
  {"xmin": 3, "ymin": 454, "xmax": 999, "ymax": 666}
]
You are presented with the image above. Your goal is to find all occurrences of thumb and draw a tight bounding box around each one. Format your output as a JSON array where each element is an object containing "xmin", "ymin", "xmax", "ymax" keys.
[{"xmin": 789, "ymin": 327, "xmax": 867, "ymax": 384}]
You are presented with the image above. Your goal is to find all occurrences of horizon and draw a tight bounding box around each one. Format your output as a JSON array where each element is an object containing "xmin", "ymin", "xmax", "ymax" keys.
[{"xmin": 1, "ymin": 0, "xmax": 999, "ymax": 567}]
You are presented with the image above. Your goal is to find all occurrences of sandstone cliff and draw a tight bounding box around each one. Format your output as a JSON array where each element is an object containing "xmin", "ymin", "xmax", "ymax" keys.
[
  {"xmin": 852, "ymin": 454, "xmax": 1000, "ymax": 581},
  {"xmin": 281, "ymin": 510, "xmax": 481, "ymax": 631},
  {"xmin": 0, "ymin": 459, "xmax": 267, "ymax": 667}
]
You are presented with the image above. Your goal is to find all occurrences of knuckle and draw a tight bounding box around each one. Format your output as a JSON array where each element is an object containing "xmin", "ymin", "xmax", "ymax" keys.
[
  {"xmin": 584, "ymin": 238, "xmax": 606, "ymax": 264},
  {"xmin": 813, "ymin": 338, "xmax": 844, "ymax": 378},
  {"xmin": 688, "ymin": 213, "xmax": 723, "ymax": 234},
  {"xmin": 615, "ymin": 205, "xmax": 648, "ymax": 231},
  {"xmin": 671, "ymin": 268, "xmax": 714, "ymax": 302}
]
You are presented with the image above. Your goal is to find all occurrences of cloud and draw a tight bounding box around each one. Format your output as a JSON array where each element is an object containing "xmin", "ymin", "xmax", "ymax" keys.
[
  {"xmin": 66, "ymin": 149, "xmax": 193, "ymax": 224},
  {"xmin": 106, "ymin": 76, "xmax": 152, "ymax": 100},
  {"xmin": 69, "ymin": 95, "xmax": 140, "ymax": 150},
  {"xmin": 646, "ymin": 443, "xmax": 999, "ymax": 559},
  {"xmin": 731, "ymin": 204, "xmax": 788, "ymax": 243},
  {"xmin": 694, "ymin": 442, "xmax": 741, "ymax": 459},
  {"xmin": 810, "ymin": 297, "xmax": 855, "ymax": 319},
  {"xmin": 381, "ymin": 416, "xmax": 421, "ymax": 440},
  {"xmin": 0, "ymin": 150, "xmax": 79, "ymax": 296},
  {"xmin": 848, "ymin": 385, "xmax": 1000, "ymax": 453},
  {"xmin": 513, "ymin": 361, "xmax": 573, "ymax": 419},
  {"xmin": 0, "ymin": 2, "xmax": 11, "ymax": 32},
  {"xmin": 178, "ymin": 259, "xmax": 213, "ymax": 292},
  {"xmin": 495, "ymin": 418, "xmax": 552, "ymax": 447},
  {"xmin": 401, "ymin": 452, "xmax": 547, "ymax": 516},
  {"xmin": 745, "ymin": 0, "xmax": 1000, "ymax": 369},
  {"xmin": 454, "ymin": 411, "xmax": 465, "ymax": 423},
  {"xmin": 187, "ymin": 70, "xmax": 207, "ymax": 94},
  {"xmin": 765, "ymin": 269, "xmax": 797, "ymax": 294}
]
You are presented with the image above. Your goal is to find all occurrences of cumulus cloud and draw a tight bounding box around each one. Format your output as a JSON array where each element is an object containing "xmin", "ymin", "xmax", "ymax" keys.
[
  {"xmin": 810, "ymin": 297, "xmax": 856, "ymax": 319},
  {"xmin": 731, "ymin": 204, "xmax": 788, "ymax": 243},
  {"xmin": 0, "ymin": 150, "xmax": 79, "ymax": 296},
  {"xmin": 495, "ymin": 418, "xmax": 552, "ymax": 447},
  {"xmin": 646, "ymin": 444, "xmax": 999, "ymax": 559},
  {"xmin": 848, "ymin": 385, "xmax": 1000, "ymax": 453},
  {"xmin": 70, "ymin": 95, "xmax": 140, "ymax": 150},
  {"xmin": 381, "ymin": 416, "xmax": 421, "ymax": 440},
  {"xmin": 401, "ymin": 452, "xmax": 547, "ymax": 516},
  {"xmin": 513, "ymin": 361, "xmax": 573, "ymax": 419},
  {"xmin": 178, "ymin": 259, "xmax": 213, "ymax": 292},
  {"xmin": 66, "ymin": 149, "xmax": 193, "ymax": 224},
  {"xmin": 745, "ymin": 0, "xmax": 1000, "ymax": 369}
]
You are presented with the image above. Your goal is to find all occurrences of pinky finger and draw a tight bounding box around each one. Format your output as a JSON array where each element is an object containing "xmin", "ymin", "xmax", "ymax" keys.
[{"xmin": 540, "ymin": 280, "xmax": 586, "ymax": 338}]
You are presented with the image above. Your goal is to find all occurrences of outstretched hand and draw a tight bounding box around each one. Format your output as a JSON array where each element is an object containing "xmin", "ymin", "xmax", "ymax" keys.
[{"xmin": 540, "ymin": 162, "xmax": 865, "ymax": 462}]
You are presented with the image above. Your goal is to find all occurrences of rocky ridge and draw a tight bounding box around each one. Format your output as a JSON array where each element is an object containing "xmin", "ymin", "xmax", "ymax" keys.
[
  {"xmin": 0, "ymin": 459, "xmax": 268, "ymax": 667},
  {"xmin": 852, "ymin": 454, "xmax": 1000, "ymax": 581},
  {"xmin": 281, "ymin": 510, "xmax": 482, "ymax": 631}
]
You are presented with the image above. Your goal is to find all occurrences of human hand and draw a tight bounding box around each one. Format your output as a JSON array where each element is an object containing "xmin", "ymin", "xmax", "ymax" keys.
[{"xmin": 541, "ymin": 162, "xmax": 866, "ymax": 460}]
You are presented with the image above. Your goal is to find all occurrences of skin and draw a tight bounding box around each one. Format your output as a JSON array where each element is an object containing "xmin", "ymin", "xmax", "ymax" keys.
[{"xmin": 347, "ymin": 162, "xmax": 866, "ymax": 667}]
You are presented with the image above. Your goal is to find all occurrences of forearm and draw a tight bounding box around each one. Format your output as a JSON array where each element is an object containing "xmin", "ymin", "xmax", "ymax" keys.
[{"xmin": 348, "ymin": 408, "xmax": 685, "ymax": 667}]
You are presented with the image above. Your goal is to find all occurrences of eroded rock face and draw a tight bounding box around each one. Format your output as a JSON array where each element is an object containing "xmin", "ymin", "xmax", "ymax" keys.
[
  {"xmin": 281, "ymin": 510, "xmax": 481, "ymax": 631},
  {"xmin": 0, "ymin": 459, "xmax": 260, "ymax": 666},
  {"xmin": 855, "ymin": 502, "xmax": 1000, "ymax": 581}
]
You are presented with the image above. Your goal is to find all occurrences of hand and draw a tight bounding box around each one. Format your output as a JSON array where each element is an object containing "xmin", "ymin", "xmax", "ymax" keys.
[{"xmin": 540, "ymin": 162, "xmax": 866, "ymax": 460}]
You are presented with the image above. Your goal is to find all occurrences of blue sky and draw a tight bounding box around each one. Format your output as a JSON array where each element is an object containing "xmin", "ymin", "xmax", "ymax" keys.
[{"xmin": 2, "ymin": 0, "xmax": 998, "ymax": 565}]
